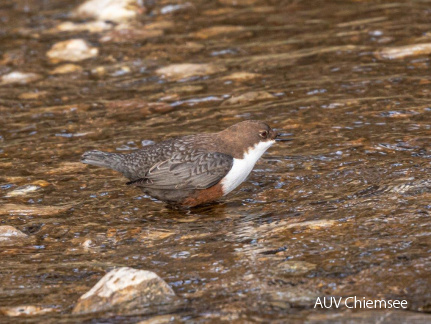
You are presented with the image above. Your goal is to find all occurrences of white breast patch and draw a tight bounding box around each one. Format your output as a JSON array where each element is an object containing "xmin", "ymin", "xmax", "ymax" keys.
[{"xmin": 221, "ymin": 140, "xmax": 275, "ymax": 195}]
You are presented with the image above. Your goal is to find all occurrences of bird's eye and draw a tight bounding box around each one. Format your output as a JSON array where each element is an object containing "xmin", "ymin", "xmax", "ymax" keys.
[{"xmin": 259, "ymin": 130, "xmax": 268, "ymax": 138}]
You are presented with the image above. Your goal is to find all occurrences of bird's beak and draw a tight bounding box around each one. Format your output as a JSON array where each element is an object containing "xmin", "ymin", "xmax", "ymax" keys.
[
  {"xmin": 275, "ymin": 132, "xmax": 293, "ymax": 142},
  {"xmin": 269, "ymin": 129, "xmax": 279, "ymax": 140}
]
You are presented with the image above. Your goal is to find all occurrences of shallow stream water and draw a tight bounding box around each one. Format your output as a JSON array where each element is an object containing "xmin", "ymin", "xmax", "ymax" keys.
[{"xmin": 1, "ymin": 0, "xmax": 431, "ymax": 322}]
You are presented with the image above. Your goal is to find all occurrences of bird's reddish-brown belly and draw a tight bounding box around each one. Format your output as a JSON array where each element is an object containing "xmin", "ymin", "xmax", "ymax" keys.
[{"xmin": 181, "ymin": 183, "xmax": 224, "ymax": 207}]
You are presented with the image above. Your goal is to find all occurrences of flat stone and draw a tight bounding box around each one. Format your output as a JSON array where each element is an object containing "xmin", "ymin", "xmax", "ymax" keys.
[
  {"xmin": 18, "ymin": 91, "xmax": 48, "ymax": 99},
  {"xmin": 284, "ymin": 220, "xmax": 336, "ymax": 230},
  {"xmin": 183, "ymin": 42, "xmax": 205, "ymax": 53},
  {"xmin": 90, "ymin": 64, "xmax": 134, "ymax": 77},
  {"xmin": 166, "ymin": 85, "xmax": 205, "ymax": 94},
  {"xmin": 192, "ymin": 25, "xmax": 245, "ymax": 39},
  {"xmin": 265, "ymin": 287, "xmax": 320, "ymax": 308},
  {"xmin": 221, "ymin": 72, "xmax": 262, "ymax": 82},
  {"xmin": 203, "ymin": 8, "xmax": 235, "ymax": 16},
  {"xmin": 139, "ymin": 230, "xmax": 176, "ymax": 244},
  {"xmin": 0, "ymin": 50, "xmax": 25, "ymax": 66},
  {"xmin": 221, "ymin": 91, "xmax": 276, "ymax": 106},
  {"xmin": 137, "ymin": 315, "xmax": 180, "ymax": 324},
  {"xmin": 0, "ymin": 204, "xmax": 72, "ymax": 216},
  {"xmin": 72, "ymin": 267, "xmax": 176, "ymax": 314},
  {"xmin": 43, "ymin": 162, "xmax": 87, "ymax": 174},
  {"xmin": 5, "ymin": 185, "xmax": 41, "ymax": 197},
  {"xmin": 276, "ymin": 261, "xmax": 317, "ymax": 275},
  {"xmin": 0, "ymin": 305, "xmax": 56, "ymax": 316},
  {"xmin": 143, "ymin": 21, "xmax": 174, "ymax": 31},
  {"xmin": 100, "ymin": 25, "xmax": 163, "ymax": 43},
  {"xmin": 1, "ymin": 71, "xmax": 41, "ymax": 85},
  {"xmin": 73, "ymin": 0, "xmax": 146, "ymax": 23},
  {"xmin": 103, "ymin": 99, "xmax": 174, "ymax": 119},
  {"xmin": 375, "ymin": 43, "xmax": 431, "ymax": 60},
  {"xmin": 47, "ymin": 39, "xmax": 98, "ymax": 63},
  {"xmin": 50, "ymin": 64, "xmax": 83, "ymax": 75},
  {"xmin": 0, "ymin": 226, "xmax": 27, "ymax": 241},
  {"xmin": 54, "ymin": 21, "xmax": 113, "ymax": 33},
  {"xmin": 69, "ymin": 237, "xmax": 99, "ymax": 252},
  {"xmin": 218, "ymin": 0, "xmax": 258, "ymax": 5},
  {"xmin": 159, "ymin": 3, "xmax": 194, "ymax": 15},
  {"xmin": 156, "ymin": 63, "xmax": 226, "ymax": 81}
]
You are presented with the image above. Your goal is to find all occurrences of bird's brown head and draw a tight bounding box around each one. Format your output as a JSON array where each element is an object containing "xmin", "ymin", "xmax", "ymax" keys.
[{"xmin": 218, "ymin": 120, "xmax": 277, "ymax": 158}]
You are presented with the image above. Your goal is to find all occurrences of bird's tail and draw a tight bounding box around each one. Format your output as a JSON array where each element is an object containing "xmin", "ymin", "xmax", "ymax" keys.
[{"xmin": 81, "ymin": 150, "xmax": 127, "ymax": 173}]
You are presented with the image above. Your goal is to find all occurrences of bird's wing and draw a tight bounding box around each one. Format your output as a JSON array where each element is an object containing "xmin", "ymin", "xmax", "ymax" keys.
[{"xmin": 127, "ymin": 151, "xmax": 233, "ymax": 190}]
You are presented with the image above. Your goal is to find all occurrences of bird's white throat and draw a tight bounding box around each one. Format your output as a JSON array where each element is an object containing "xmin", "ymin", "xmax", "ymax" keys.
[{"xmin": 221, "ymin": 140, "xmax": 275, "ymax": 195}]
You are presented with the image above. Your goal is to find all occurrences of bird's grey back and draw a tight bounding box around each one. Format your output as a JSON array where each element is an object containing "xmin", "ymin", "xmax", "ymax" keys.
[{"xmin": 81, "ymin": 133, "xmax": 220, "ymax": 180}]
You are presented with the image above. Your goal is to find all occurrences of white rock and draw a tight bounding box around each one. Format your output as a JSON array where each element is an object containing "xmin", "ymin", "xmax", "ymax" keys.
[
  {"xmin": 0, "ymin": 226, "xmax": 27, "ymax": 241},
  {"xmin": 5, "ymin": 185, "xmax": 40, "ymax": 197},
  {"xmin": 156, "ymin": 63, "xmax": 226, "ymax": 81},
  {"xmin": 137, "ymin": 315, "xmax": 179, "ymax": 324},
  {"xmin": 0, "ymin": 305, "xmax": 55, "ymax": 316},
  {"xmin": 1, "ymin": 204, "xmax": 72, "ymax": 216},
  {"xmin": 55, "ymin": 21, "xmax": 113, "ymax": 33},
  {"xmin": 284, "ymin": 220, "xmax": 336, "ymax": 230},
  {"xmin": 160, "ymin": 3, "xmax": 192, "ymax": 15},
  {"xmin": 375, "ymin": 43, "xmax": 431, "ymax": 60},
  {"xmin": 47, "ymin": 39, "xmax": 98, "ymax": 62},
  {"xmin": 50, "ymin": 64, "xmax": 83, "ymax": 75},
  {"xmin": 18, "ymin": 91, "xmax": 48, "ymax": 100},
  {"xmin": 1, "ymin": 71, "xmax": 41, "ymax": 85},
  {"xmin": 221, "ymin": 72, "xmax": 262, "ymax": 82},
  {"xmin": 73, "ymin": 267, "xmax": 176, "ymax": 314},
  {"xmin": 84, "ymin": 268, "xmax": 158, "ymax": 299},
  {"xmin": 74, "ymin": 0, "xmax": 145, "ymax": 23},
  {"xmin": 276, "ymin": 261, "xmax": 317, "ymax": 275},
  {"xmin": 221, "ymin": 91, "xmax": 276, "ymax": 106}
]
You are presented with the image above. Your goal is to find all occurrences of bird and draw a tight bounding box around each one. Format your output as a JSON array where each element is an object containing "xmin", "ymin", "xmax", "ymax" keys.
[{"xmin": 81, "ymin": 120, "xmax": 278, "ymax": 207}]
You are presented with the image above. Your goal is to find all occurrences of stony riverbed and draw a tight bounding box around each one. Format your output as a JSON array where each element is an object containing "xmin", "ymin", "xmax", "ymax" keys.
[{"xmin": 1, "ymin": 0, "xmax": 431, "ymax": 322}]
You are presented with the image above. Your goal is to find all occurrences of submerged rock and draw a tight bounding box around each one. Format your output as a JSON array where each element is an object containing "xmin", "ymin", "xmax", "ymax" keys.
[
  {"xmin": 0, "ymin": 305, "xmax": 55, "ymax": 316},
  {"xmin": 1, "ymin": 71, "xmax": 41, "ymax": 85},
  {"xmin": 5, "ymin": 185, "xmax": 41, "ymax": 197},
  {"xmin": 284, "ymin": 219, "xmax": 336, "ymax": 230},
  {"xmin": 221, "ymin": 72, "xmax": 262, "ymax": 82},
  {"xmin": 143, "ymin": 20, "xmax": 174, "ymax": 31},
  {"xmin": 47, "ymin": 39, "xmax": 98, "ymax": 63},
  {"xmin": 192, "ymin": 25, "xmax": 245, "ymax": 39},
  {"xmin": 375, "ymin": 43, "xmax": 431, "ymax": 60},
  {"xmin": 0, "ymin": 50, "xmax": 25, "ymax": 66},
  {"xmin": 1, "ymin": 204, "xmax": 71, "ymax": 216},
  {"xmin": 221, "ymin": 91, "xmax": 276, "ymax": 106},
  {"xmin": 265, "ymin": 287, "xmax": 320, "ymax": 308},
  {"xmin": 73, "ymin": 0, "xmax": 145, "ymax": 23},
  {"xmin": 137, "ymin": 315, "xmax": 180, "ymax": 324},
  {"xmin": 103, "ymin": 99, "xmax": 174, "ymax": 119},
  {"xmin": 0, "ymin": 226, "xmax": 27, "ymax": 241},
  {"xmin": 253, "ymin": 219, "xmax": 338, "ymax": 239},
  {"xmin": 43, "ymin": 162, "xmax": 87, "ymax": 175},
  {"xmin": 156, "ymin": 63, "xmax": 226, "ymax": 81},
  {"xmin": 54, "ymin": 21, "xmax": 113, "ymax": 33},
  {"xmin": 159, "ymin": 3, "xmax": 194, "ymax": 15},
  {"xmin": 73, "ymin": 267, "xmax": 176, "ymax": 314},
  {"xmin": 218, "ymin": 0, "xmax": 258, "ymax": 5},
  {"xmin": 18, "ymin": 91, "xmax": 48, "ymax": 100},
  {"xmin": 276, "ymin": 261, "xmax": 317, "ymax": 275},
  {"xmin": 166, "ymin": 85, "xmax": 205, "ymax": 94},
  {"xmin": 50, "ymin": 64, "xmax": 83, "ymax": 75},
  {"xmin": 100, "ymin": 24, "xmax": 163, "ymax": 43}
]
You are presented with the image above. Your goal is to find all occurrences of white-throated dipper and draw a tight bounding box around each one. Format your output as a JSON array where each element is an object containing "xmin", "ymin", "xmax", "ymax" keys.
[{"xmin": 81, "ymin": 120, "xmax": 278, "ymax": 207}]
